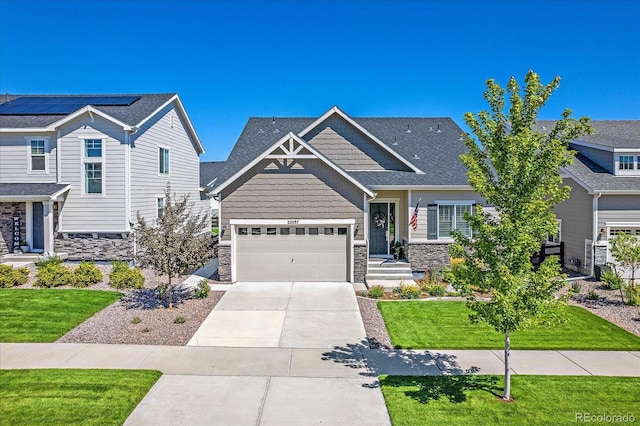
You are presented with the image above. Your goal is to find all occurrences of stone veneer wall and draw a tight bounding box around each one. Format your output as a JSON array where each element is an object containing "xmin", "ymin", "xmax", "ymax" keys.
[
  {"xmin": 406, "ymin": 243, "xmax": 450, "ymax": 271},
  {"xmin": 218, "ymin": 245, "xmax": 231, "ymax": 281},
  {"xmin": 0, "ymin": 202, "xmax": 26, "ymax": 255},
  {"xmin": 55, "ymin": 233, "xmax": 133, "ymax": 261},
  {"xmin": 354, "ymin": 244, "xmax": 367, "ymax": 283}
]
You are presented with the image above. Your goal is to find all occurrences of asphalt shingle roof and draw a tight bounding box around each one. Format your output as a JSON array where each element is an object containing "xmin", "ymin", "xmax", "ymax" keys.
[
  {"xmin": 536, "ymin": 120, "xmax": 640, "ymax": 149},
  {"xmin": 217, "ymin": 114, "xmax": 470, "ymax": 190},
  {"xmin": 200, "ymin": 161, "xmax": 226, "ymax": 188},
  {"xmin": 0, "ymin": 183, "xmax": 70, "ymax": 198},
  {"xmin": 0, "ymin": 94, "xmax": 175, "ymax": 128},
  {"xmin": 565, "ymin": 154, "xmax": 640, "ymax": 193}
]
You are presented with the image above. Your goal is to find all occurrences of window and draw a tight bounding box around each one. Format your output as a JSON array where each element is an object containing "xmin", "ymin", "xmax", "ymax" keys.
[
  {"xmin": 280, "ymin": 228, "xmax": 290, "ymax": 235},
  {"xmin": 609, "ymin": 228, "xmax": 640, "ymax": 237},
  {"xmin": 85, "ymin": 163, "xmax": 102, "ymax": 194},
  {"xmin": 296, "ymin": 228, "xmax": 305, "ymax": 235},
  {"xmin": 238, "ymin": 227, "xmax": 248, "ymax": 235},
  {"xmin": 85, "ymin": 139, "xmax": 102, "ymax": 157},
  {"xmin": 157, "ymin": 198, "xmax": 165, "ymax": 218},
  {"xmin": 547, "ymin": 220, "xmax": 562, "ymax": 244},
  {"xmin": 438, "ymin": 204, "xmax": 472, "ymax": 238},
  {"xmin": 29, "ymin": 139, "xmax": 46, "ymax": 171},
  {"xmin": 159, "ymin": 147, "xmax": 170, "ymax": 175},
  {"xmin": 619, "ymin": 155, "xmax": 634, "ymax": 170},
  {"xmin": 308, "ymin": 228, "xmax": 319, "ymax": 235},
  {"xmin": 338, "ymin": 227, "xmax": 348, "ymax": 235},
  {"xmin": 267, "ymin": 228, "xmax": 277, "ymax": 235},
  {"xmin": 251, "ymin": 228, "xmax": 261, "ymax": 235},
  {"xmin": 324, "ymin": 227, "xmax": 334, "ymax": 235}
]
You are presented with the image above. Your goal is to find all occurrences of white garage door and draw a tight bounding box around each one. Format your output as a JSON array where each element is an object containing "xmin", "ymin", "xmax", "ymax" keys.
[{"xmin": 235, "ymin": 226, "xmax": 349, "ymax": 282}]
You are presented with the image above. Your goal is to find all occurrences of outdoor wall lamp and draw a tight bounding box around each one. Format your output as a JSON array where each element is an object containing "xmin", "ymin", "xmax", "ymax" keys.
[{"xmin": 355, "ymin": 225, "xmax": 359, "ymax": 237}]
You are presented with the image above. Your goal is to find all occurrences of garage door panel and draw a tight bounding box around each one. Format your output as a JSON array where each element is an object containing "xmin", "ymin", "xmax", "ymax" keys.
[{"xmin": 236, "ymin": 232, "xmax": 349, "ymax": 282}]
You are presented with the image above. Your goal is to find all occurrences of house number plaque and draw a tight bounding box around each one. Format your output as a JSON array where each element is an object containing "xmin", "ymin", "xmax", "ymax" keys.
[{"xmin": 287, "ymin": 220, "xmax": 299, "ymax": 225}]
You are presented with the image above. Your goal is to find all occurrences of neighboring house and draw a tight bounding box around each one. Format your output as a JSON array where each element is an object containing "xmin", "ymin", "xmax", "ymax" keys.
[
  {"xmin": 200, "ymin": 161, "xmax": 226, "ymax": 218},
  {"xmin": 546, "ymin": 120, "xmax": 640, "ymax": 277},
  {"xmin": 0, "ymin": 94, "xmax": 208, "ymax": 260},
  {"xmin": 208, "ymin": 106, "xmax": 487, "ymax": 283}
]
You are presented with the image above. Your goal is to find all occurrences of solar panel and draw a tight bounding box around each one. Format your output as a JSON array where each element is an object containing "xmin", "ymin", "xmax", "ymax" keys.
[{"xmin": 0, "ymin": 96, "xmax": 141, "ymax": 115}]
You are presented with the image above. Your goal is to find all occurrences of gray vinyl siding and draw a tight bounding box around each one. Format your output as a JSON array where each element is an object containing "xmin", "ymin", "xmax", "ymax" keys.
[
  {"xmin": 554, "ymin": 179, "xmax": 593, "ymax": 271},
  {"xmin": 57, "ymin": 115, "xmax": 127, "ymax": 231},
  {"xmin": 304, "ymin": 115, "xmax": 410, "ymax": 171},
  {"xmin": 130, "ymin": 103, "xmax": 208, "ymax": 223},
  {"xmin": 0, "ymin": 132, "xmax": 58, "ymax": 182},
  {"xmin": 409, "ymin": 190, "xmax": 485, "ymax": 240},
  {"xmin": 598, "ymin": 195, "xmax": 640, "ymax": 229},
  {"xmin": 571, "ymin": 144, "xmax": 614, "ymax": 173},
  {"xmin": 220, "ymin": 159, "xmax": 365, "ymax": 241}
]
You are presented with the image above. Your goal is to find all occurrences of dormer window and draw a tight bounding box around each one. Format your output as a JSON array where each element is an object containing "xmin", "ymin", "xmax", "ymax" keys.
[
  {"xmin": 619, "ymin": 155, "xmax": 634, "ymax": 170},
  {"xmin": 615, "ymin": 153, "xmax": 640, "ymax": 176}
]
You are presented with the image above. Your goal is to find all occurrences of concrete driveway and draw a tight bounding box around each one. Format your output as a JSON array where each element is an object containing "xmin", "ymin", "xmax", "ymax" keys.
[{"xmin": 187, "ymin": 282, "xmax": 367, "ymax": 348}]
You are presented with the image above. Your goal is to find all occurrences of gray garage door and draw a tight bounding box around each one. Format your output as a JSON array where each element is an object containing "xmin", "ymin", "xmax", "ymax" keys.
[{"xmin": 235, "ymin": 226, "xmax": 349, "ymax": 281}]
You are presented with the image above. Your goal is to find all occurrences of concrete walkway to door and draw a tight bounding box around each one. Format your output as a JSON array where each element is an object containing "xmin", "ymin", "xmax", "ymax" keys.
[{"xmin": 187, "ymin": 282, "xmax": 367, "ymax": 348}]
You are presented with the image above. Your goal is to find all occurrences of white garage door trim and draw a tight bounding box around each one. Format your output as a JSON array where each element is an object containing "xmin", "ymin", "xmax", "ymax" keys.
[{"xmin": 230, "ymin": 219, "xmax": 355, "ymax": 282}]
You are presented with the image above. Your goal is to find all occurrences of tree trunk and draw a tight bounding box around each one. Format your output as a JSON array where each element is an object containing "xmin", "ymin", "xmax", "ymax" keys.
[
  {"xmin": 168, "ymin": 274, "xmax": 173, "ymax": 309},
  {"xmin": 503, "ymin": 331, "xmax": 511, "ymax": 401}
]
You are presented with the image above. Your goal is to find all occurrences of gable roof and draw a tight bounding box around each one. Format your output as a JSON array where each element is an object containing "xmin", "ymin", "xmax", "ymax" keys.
[
  {"xmin": 563, "ymin": 153, "xmax": 640, "ymax": 194},
  {"xmin": 200, "ymin": 161, "xmax": 226, "ymax": 188},
  {"xmin": 216, "ymin": 109, "xmax": 470, "ymax": 190},
  {"xmin": 537, "ymin": 120, "xmax": 640, "ymax": 150},
  {"xmin": 0, "ymin": 93, "xmax": 204, "ymax": 154}
]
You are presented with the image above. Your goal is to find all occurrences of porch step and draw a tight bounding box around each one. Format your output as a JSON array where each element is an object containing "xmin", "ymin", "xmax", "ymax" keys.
[
  {"xmin": 365, "ymin": 258, "xmax": 415, "ymax": 285},
  {"xmin": 0, "ymin": 252, "xmax": 68, "ymax": 265}
]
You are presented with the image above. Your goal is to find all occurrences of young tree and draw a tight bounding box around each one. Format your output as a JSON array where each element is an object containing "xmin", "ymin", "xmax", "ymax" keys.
[
  {"xmin": 135, "ymin": 184, "xmax": 214, "ymax": 308},
  {"xmin": 450, "ymin": 71, "xmax": 591, "ymax": 401},
  {"xmin": 609, "ymin": 232, "xmax": 640, "ymax": 286}
]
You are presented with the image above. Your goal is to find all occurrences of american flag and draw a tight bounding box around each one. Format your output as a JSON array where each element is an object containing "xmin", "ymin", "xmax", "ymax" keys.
[{"xmin": 410, "ymin": 199, "xmax": 420, "ymax": 231}]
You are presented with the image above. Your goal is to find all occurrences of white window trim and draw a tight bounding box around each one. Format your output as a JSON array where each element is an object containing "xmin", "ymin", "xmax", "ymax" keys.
[
  {"xmin": 158, "ymin": 146, "xmax": 170, "ymax": 176},
  {"xmin": 614, "ymin": 153, "xmax": 640, "ymax": 176},
  {"xmin": 80, "ymin": 138, "xmax": 106, "ymax": 197},
  {"xmin": 156, "ymin": 196, "xmax": 166, "ymax": 219},
  {"xmin": 25, "ymin": 137, "xmax": 50, "ymax": 174},
  {"xmin": 435, "ymin": 201, "xmax": 474, "ymax": 239}
]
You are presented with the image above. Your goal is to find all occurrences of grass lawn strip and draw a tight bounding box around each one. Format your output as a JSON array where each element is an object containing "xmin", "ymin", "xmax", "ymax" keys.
[
  {"xmin": 380, "ymin": 375, "xmax": 640, "ymax": 425},
  {"xmin": 378, "ymin": 301, "xmax": 640, "ymax": 350},
  {"xmin": 0, "ymin": 369, "xmax": 161, "ymax": 426},
  {"xmin": 0, "ymin": 289, "xmax": 122, "ymax": 342}
]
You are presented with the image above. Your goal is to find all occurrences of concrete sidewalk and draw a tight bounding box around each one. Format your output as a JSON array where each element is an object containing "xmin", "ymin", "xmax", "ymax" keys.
[{"xmin": 2, "ymin": 343, "xmax": 638, "ymax": 377}]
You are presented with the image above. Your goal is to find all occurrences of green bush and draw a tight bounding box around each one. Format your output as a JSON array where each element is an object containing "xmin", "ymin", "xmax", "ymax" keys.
[
  {"xmin": 622, "ymin": 284, "xmax": 640, "ymax": 306},
  {"xmin": 393, "ymin": 282, "xmax": 422, "ymax": 299},
  {"xmin": 570, "ymin": 282, "xmax": 581, "ymax": 294},
  {"xmin": 174, "ymin": 316, "xmax": 186, "ymax": 324},
  {"xmin": 0, "ymin": 264, "xmax": 30, "ymax": 288},
  {"xmin": 35, "ymin": 254, "xmax": 63, "ymax": 269},
  {"xmin": 601, "ymin": 269, "xmax": 623, "ymax": 290},
  {"xmin": 35, "ymin": 263, "xmax": 75, "ymax": 287},
  {"xmin": 368, "ymin": 285, "xmax": 385, "ymax": 299},
  {"xmin": 193, "ymin": 279, "xmax": 210, "ymax": 299},
  {"xmin": 587, "ymin": 290, "xmax": 600, "ymax": 301},
  {"xmin": 109, "ymin": 262, "xmax": 144, "ymax": 289},
  {"xmin": 72, "ymin": 261, "xmax": 103, "ymax": 287},
  {"xmin": 426, "ymin": 284, "xmax": 446, "ymax": 297}
]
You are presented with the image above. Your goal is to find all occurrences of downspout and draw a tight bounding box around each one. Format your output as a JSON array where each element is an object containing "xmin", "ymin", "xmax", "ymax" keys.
[
  {"xmin": 126, "ymin": 127, "xmax": 138, "ymax": 261},
  {"xmin": 592, "ymin": 192, "xmax": 601, "ymax": 277}
]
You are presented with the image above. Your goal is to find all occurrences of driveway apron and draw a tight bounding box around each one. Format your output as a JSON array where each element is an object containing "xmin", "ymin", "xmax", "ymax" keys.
[{"xmin": 126, "ymin": 282, "xmax": 391, "ymax": 425}]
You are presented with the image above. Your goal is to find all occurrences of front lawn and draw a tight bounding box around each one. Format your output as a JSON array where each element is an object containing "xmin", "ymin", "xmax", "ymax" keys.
[
  {"xmin": 380, "ymin": 375, "xmax": 640, "ymax": 425},
  {"xmin": 378, "ymin": 301, "xmax": 640, "ymax": 350},
  {"xmin": 0, "ymin": 369, "xmax": 161, "ymax": 425},
  {"xmin": 0, "ymin": 289, "xmax": 121, "ymax": 342}
]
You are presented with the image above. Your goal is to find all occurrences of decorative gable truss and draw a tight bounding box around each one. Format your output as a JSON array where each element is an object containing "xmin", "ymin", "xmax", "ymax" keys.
[{"xmin": 211, "ymin": 131, "xmax": 375, "ymax": 197}]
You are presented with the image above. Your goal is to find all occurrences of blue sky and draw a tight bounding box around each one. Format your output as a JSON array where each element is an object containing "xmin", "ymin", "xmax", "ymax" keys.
[{"xmin": 1, "ymin": 0, "xmax": 638, "ymax": 161}]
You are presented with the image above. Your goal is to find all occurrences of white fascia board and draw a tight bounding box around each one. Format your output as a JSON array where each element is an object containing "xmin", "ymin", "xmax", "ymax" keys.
[
  {"xmin": 558, "ymin": 168, "xmax": 594, "ymax": 194},
  {"xmin": 0, "ymin": 128, "xmax": 55, "ymax": 133},
  {"xmin": 230, "ymin": 219, "xmax": 355, "ymax": 225},
  {"xmin": 211, "ymin": 132, "xmax": 375, "ymax": 198},
  {"xmin": 597, "ymin": 190, "xmax": 640, "ymax": 195},
  {"xmin": 46, "ymin": 106, "xmax": 133, "ymax": 131},
  {"xmin": 0, "ymin": 196, "xmax": 51, "ymax": 202},
  {"xmin": 570, "ymin": 140, "xmax": 614, "ymax": 152},
  {"xmin": 368, "ymin": 185, "xmax": 474, "ymax": 190},
  {"xmin": 58, "ymin": 229, "xmax": 130, "ymax": 233},
  {"xmin": 297, "ymin": 106, "xmax": 424, "ymax": 174},
  {"xmin": 604, "ymin": 221, "xmax": 640, "ymax": 227},
  {"xmin": 135, "ymin": 94, "xmax": 205, "ymax": 154},
  {"xmin": 50, "ymin": 184, "xmax": 71, "ymax": 201}
]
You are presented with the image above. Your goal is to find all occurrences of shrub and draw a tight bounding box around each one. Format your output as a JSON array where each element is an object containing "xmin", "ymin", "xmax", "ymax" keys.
[
  {"xmin": 174, "ymin": 316, "xmax": 186, "ymax": 324},
  {"xmin": 35, "ymin": 263, "xmax": 75, "ymax": 287},
  {"xmin": 426, "ymin": 284, "xmax": 446, "ymax": 297},
  {"xmin": 368, "ymin": 285, "xmax": 385, "ymax": 299},
  {"xmin": 393, "ymin": 282, "xmax": 421, "ymax": 299},
  {"xmin": 587, "ymin": 290, "xmax": 599, "ymax": 301},
  {"xmin": 72, "ymin": 261, "xmax": 103, "ymax": 287},
  {"xmin": 622, "ymin": 284, "xmax": 640, "ymax": 306},
  {"xmin": 0, "ymin": 265, "xmax": 30, "ymax": 288},
  {"xmin": 193, "ymin": 279, "xmax": 210, "ymax": 299},
  {"xmin": 131, "ymin": 316, "xmax": 142, "ymax": 324},
  {"xmin": 109, "ymin": 262, "xmax": 144, "ymax": 289},
  {"xmin": 35, "ymin": 254, "xmax": 63, "ymax": 269},
  {"xmin": 570, "ymin": 282, "xmax": 581, "ymax": 294},
  {"xmin": 601, "ymin": 269, "xmax": 623, "ymax": 290}
]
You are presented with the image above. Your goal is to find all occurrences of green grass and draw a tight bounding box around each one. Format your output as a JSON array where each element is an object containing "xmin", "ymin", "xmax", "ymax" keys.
[
  {"xmin": 378, "ymin": 301, "xmax": 640, "ymax": 350},
  {"xmin": 0, "ymin": 369, "xmax": 161, "ymax": 425},
  {"xmin": 380, "ymin": 375, "xmax": 640, "ymax": 425},
  {"xmin": 0, "ymin": 289, "xmax": 121, "ymax": 342}
]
